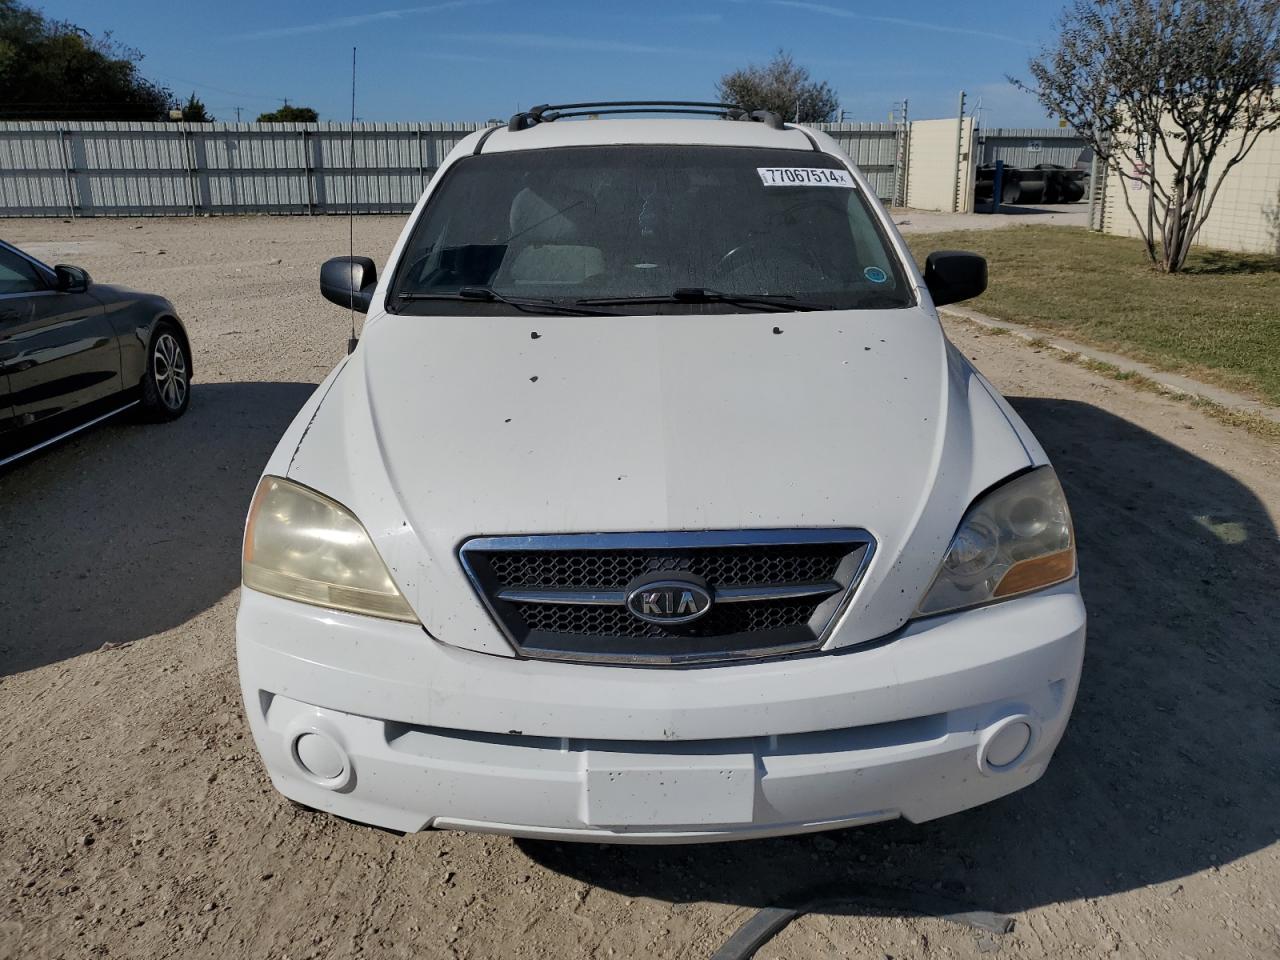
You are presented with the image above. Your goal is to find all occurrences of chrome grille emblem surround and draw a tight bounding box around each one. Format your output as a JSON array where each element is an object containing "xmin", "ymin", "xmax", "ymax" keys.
[
  {"xmin": 625, "ymin": 574, "xmax": 713, "ymax": 625},
  {"xmin": 458, "ymin": 529, "xmax": 877, "ymax": 666}
]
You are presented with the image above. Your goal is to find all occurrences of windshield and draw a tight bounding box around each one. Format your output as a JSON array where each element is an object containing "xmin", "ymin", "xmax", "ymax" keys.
[{"xmin": 388, "ymin": 145, "xmax": 914, "ymax": 314}]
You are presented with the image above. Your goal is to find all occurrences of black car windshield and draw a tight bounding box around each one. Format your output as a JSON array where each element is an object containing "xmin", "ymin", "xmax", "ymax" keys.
[{"xmin": 389, "ymin": 145, "xmax": 914, "ymax": 314}]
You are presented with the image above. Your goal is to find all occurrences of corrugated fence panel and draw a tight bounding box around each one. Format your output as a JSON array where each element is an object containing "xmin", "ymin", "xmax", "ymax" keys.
[
  {"xmin": 814, "ymin": 123, "xmax": 902, "ymax": 200},
  {"xmin": 314, "ymin": 128, "xmax": 422, "ymax": 213},
  {"xmin": 0, "ymin": 121, "xmax": 491, "ymax": 217},
  {"xmin": 205, "ymin": 129, "xmax": 310, "ymax": 212},
  {"xmin": 1, "ymin": 120, "xmax": 1076, "ymax": 216},
  {"xmin": 0, "ymin": 126, "xmax": 74, "ymax": 215},
  {"xmin": 979, "ymin": 128, "xmax": 1092, "ymax": 170}
]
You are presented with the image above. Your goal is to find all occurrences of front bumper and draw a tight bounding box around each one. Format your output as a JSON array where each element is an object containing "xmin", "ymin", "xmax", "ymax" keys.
[{"xmin": 236, "ymin": 583, "xmax": 1085, "ymax": 842}]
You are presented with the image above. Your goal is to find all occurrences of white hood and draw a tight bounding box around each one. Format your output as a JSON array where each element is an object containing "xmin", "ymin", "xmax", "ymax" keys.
[{"xmin": 281, "ymin": 307, "xmax": 1036, "ymax": 657}]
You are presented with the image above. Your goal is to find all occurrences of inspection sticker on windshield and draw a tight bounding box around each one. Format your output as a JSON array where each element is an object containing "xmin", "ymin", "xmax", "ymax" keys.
[{"xmin": 757, "ymin": 167, "xmax": 855, "ymax": 188}]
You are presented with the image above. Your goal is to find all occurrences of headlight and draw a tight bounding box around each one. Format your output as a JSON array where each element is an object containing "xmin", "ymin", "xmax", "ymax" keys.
[
  {"xmin": 916, "ymin": 466, "xmax": 1075, "ymax": 617},
  {"xmin": 242, "ymin": 476, "xmax": 418, "ymax": 623}
]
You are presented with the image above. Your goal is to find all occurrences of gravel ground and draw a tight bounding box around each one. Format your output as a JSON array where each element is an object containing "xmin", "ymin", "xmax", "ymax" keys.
[
  {"xmin": 890, "ymin": 203, "xmax": 1090, "ymax": 234},
  {"xmin": 1, "ymin": 216, "xmax": 1278, "ymax": 960}
]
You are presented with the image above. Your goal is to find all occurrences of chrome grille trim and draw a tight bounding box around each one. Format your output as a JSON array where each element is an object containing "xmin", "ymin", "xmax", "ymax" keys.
[
  {"xmin": 713, "ymin": 581, "xmax": 842, "ymax": 603},
  {"xmin": 495, "ymin": 588, "xmax": 626, "ymax": 606},
  {"xmin": 459, "ymin": 529, "xmax": 876, "ymax": 667},
  {"xmin": 495, "ymin": 581, "xmax": 842, "ymax": 606}
]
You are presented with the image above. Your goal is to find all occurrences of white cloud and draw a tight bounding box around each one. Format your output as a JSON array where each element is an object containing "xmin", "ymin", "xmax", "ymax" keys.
[
  {"xmin": 232, "ymin": 0, "xmax": 490, "ymax": 41},
  {"xmin": 766, "ymin": 1, "xmax": 1029, "ymax": 46},
  {"xmin": 437, "ymin": 32, "xmax": 698, "ymax": 56}
]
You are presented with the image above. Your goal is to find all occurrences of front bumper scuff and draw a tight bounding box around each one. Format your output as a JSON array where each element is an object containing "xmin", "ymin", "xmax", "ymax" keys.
[{"xmin": 237, "ymin": 583, "xmax": 1085, "ymax": 842}]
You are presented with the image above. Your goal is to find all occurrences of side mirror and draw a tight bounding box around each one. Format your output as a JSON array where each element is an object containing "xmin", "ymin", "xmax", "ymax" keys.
[
  {"xmin": 923, "ymin": 251, "xmax": 987, "ymax": 307},
  {"xmin": 53, "ymin": 264, "xmax": 91, "ymax": 293},
  {"xmin": 320, "ymin": 256, "xmax": 377, "ymax": 313}
]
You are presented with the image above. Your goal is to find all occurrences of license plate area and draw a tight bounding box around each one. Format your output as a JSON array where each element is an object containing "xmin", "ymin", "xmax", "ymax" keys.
[{"xmin": 584, "ymin": 750, "xmax": 755, "ymax": 827}]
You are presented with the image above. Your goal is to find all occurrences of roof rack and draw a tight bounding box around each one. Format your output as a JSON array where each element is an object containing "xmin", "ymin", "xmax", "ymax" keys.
[{"xmin": 507, "ymin": 100, "xmax": 784, "ymax": 132}]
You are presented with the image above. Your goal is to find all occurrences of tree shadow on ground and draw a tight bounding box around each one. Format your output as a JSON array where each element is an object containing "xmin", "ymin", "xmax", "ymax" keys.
[
  {"xmin": 523, "ymin": 397, "xmax": 1280, "ymax": 917},
  {"xmin": 0, "ymin": 381, "xmax": 315, "ymax": 677},
  {"xmin": 983, "ymin": 201, "xmax": 1088, "ymax": 216},
  {"xmin": 1181, "ymin": 248, "xmax": 1280, "ymax": 275}
]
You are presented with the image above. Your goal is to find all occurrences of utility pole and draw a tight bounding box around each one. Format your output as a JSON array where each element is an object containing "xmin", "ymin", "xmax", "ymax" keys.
[
  {"xmin": 953, "ymin": 90, "xmax": 968, "ymax": 213},
  {"xmin": 892, "ymin": 99, "xmax": 910, "ymax": 208},
  {"xmin": 234, "ymin": 106, "xmax": 243, "ymax": 123}
]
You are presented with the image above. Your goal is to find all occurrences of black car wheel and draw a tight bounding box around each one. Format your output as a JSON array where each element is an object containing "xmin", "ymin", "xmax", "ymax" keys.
[{"xmin": 141, "ymin": 322, "xmax": 190, "ymax": 420}]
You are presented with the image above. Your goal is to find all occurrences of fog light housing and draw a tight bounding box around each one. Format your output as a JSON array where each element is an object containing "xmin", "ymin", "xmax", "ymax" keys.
[
  {"xmin": 978, "ymin": 715, "xmax": 1036, "ymax": 774},
  {"xmin": 289, "ymin": 728, "xmax": 352, "ymax": 789}
]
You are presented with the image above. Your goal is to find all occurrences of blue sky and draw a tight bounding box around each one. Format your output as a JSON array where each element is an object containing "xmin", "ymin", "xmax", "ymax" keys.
[{"xmin": 40, "ymin": 0, "xmax": 1064, "ymax": 125}]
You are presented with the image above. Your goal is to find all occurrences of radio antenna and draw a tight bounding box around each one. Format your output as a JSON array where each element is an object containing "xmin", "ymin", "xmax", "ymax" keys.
[{"xmin": 346, "ymin": 46, "xmax": 358, "ymax": 355}]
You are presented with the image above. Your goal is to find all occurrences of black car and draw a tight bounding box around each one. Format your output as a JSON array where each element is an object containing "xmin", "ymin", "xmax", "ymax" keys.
[{"xmin": 0, "ymin": 239, "xmax": 191, "ymax": 467}]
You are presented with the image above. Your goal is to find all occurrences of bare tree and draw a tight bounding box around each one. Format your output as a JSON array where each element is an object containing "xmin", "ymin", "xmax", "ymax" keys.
[
  {"xmin": 1014, "ymin": 0, "xmax": 1280, "ymax": 272},
  {"xmin": 717, "ymin": 50, "xmax": 839, "ymax": 123}
]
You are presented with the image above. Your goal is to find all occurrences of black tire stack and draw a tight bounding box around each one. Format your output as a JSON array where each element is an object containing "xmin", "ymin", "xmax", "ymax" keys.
[{"xmin": 974, "ymin": 163, "xmax": 1088, "ymax": 207}]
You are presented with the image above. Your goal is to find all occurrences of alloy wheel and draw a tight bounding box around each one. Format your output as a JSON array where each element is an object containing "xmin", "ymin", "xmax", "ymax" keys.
[{"xmin": 153, "ymin": 332, "xmax": 188, "ymax": 411}]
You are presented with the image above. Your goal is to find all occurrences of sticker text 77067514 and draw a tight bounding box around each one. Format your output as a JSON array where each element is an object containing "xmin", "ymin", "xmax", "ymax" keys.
[{"xmin": 757, "ymin": 167, "xmax": 856, "ymax": 188}]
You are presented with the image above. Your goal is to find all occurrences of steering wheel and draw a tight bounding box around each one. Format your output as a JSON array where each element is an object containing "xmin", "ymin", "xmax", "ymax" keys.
[
  {"xmin": 713, "ymin": 238, "xmax": 826, "ymax": 289},
  {"xmin": 714, "ymin": 197, "xmax": 843, "ymax": 283}
]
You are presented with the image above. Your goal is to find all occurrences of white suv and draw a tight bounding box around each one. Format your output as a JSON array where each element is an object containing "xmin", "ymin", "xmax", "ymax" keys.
[{"xmin": 236, "ymin": 101, "xmax": 1085, "ymax": 843}]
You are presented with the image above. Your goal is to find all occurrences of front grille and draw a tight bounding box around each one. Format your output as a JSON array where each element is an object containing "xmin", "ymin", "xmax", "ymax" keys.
[
  {"xmin": 514, "ymin": 594, "xmax": 820, "ymax": 638},
  {"xmin": 485, "ymin": 545, "xmax": 845, "ymax": 590},
  {"xmin": 460, "ymin": 531, "xmax": 875, "ymax": 666}
]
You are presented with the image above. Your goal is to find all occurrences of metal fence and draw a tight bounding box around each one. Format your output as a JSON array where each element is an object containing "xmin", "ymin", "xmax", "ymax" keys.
[
  {"xmin": 0, "ymin": 120, "xmax": 1082, "ymax": 218},
  {"xmin": 978, "ymin": 127, "xmax": 1092, "ymax": 170},
  {"xmin": 0, "ymin": 121, "xmax": 486, "ymax": 217},
  {"xmin": 811, "ymin": 122, "xmax": 906, "ymax": 203}
]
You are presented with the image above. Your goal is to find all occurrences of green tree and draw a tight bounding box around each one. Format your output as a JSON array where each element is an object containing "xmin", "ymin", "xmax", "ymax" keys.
[
  {"xmin": 0, "ymin": 0, "xmax": 173, "ymax": 119},
  {"xmin": 256, "ymin": 104, "xmax": 319, "ymax": 123},
  {"xmin": 1014, "ymin": 0, "xmax": 1280, "ymax": 273},
  {"xmin": 716, "ymin": 50, "xmax": 839, "ymax": 123},
  {"xmin": 180, "ymin": 92, "xmax": 212, "ymax": 122}
]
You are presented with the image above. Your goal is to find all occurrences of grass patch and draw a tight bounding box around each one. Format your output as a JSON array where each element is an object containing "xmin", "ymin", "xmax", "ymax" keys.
[
  {"xmin": 1187, "ymin": 398, "xmax": 1280, "ymax": 442},
  {"xmin": 1071, "ymin": 351, "xmax": 1280, "ymax": 443},
  {"xmin": 907, "ymin": 226, "xmax": 1280, "ymax": 405},
  {"xmin": 950, "ymin": 313, "xmax": 1280, "ymax": 443}
]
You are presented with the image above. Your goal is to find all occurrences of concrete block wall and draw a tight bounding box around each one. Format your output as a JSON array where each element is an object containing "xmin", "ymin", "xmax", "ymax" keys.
[
  {"xmin": 1102, "ymin": 125, "xmax": 1280, "ymax": 255},
  {"xmin": 906, "ymin": 117, "xmax": 976, "ymax": 213}
]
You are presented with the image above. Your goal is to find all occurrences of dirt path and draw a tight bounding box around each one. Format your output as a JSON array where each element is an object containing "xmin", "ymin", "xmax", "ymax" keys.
[
  {"xmin": 891, "ymin": 203, "xmax": 1089, "ymax": 234},
  {"xmin": 1, "ymin": 217, "xmax": 1277, "ymax": 960}
]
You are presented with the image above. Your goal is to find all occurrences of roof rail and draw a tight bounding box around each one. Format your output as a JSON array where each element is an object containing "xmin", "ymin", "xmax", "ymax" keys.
[{"xmin": 507, "ymin": 100, "xmax": 784, "ymax": 132}]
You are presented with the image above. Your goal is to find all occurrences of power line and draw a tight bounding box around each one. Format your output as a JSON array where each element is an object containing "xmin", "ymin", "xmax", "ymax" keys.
[{"xmin": 154, "ymin": 73, "xmax": 287, "ymax": 104}]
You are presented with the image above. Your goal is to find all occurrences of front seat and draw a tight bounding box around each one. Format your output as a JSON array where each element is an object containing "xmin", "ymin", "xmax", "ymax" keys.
[{"xmin": 498, "ymin": 187, "xmax": 604, "ymax": 288}]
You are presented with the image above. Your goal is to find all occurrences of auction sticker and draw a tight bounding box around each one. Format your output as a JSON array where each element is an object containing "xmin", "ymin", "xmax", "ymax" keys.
[{"xmin": 757, "ymin": 167, "xmax": 855, "ymax": 188}]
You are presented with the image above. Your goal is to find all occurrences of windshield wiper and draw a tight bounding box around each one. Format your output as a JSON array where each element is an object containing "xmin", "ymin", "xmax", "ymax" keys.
[
  {"xmin": 398, "ymin": 286, "xmax": 619, "ymax": 317},
  {"xmin": 576, "ymin": 288, "xmax": 834, "ymax": 312}
]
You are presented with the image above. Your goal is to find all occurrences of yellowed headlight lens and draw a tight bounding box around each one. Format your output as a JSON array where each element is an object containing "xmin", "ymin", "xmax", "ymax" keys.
[
  {"xmin": 242, "ymin": 476, "xmax": 418, "ymax": 623},
  {"xmin": 917, "ymin": 466, "xmax": 1076, "ymax": 616}
]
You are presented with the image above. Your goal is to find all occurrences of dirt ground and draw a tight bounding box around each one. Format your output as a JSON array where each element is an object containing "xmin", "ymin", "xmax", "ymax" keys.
[
  {"xmin": 1, "ymin": 216, "xmax": 1278, "ymax": 960},
  {"xmin": 890, "ymin": 203, "xmax": 1090, "ymax": 234}
]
